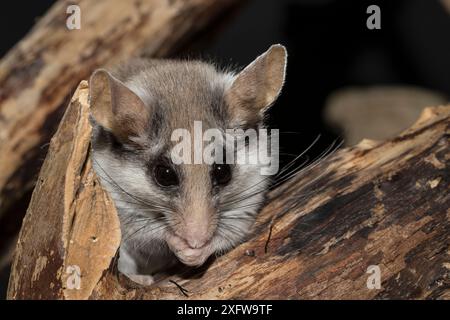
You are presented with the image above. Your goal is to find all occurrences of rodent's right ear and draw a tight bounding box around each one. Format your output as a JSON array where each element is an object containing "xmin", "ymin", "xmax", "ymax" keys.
[{"xmin": 89, "ymin": 69, "xmax": 150, "ymax": 143}]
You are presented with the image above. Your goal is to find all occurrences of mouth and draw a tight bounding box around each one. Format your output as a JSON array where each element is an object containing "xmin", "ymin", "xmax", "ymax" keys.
[{"xmin": 165, "ymin": 232, "xmax": 213, "ymax": 267}]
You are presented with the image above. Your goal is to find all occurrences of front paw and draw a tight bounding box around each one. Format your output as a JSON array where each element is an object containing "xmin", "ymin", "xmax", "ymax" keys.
[{"xmin": 126, "ymin": 274, "xmax": 155, "ymax": 286}]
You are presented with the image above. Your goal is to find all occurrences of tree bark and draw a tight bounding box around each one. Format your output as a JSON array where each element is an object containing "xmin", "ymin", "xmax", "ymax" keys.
[
  {"xmin": 7, "ymin": 81, "xmax": 450, "ymax": 300},
  {"xmin": 0, "ymin": 0, "xmax": 243, "ymax": 267}
]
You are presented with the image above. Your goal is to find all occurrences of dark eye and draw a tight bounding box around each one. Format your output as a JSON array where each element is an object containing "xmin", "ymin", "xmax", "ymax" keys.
[
  {"xmin": 211, "ymin": 163, "xmax": 232, "ymax": 186},
  {"xmin": 153, "ymin": 164, "xmax": 179, "ymax": 187}
]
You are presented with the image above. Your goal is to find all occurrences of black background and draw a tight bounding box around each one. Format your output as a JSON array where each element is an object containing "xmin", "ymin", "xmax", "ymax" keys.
[
  {"xmin": 0, "ymin": 0, "xmax": 449, "ymax": 299},
  {"xmin": 1, "ymin": 0, "xmax": 449, "ymax": 159}
]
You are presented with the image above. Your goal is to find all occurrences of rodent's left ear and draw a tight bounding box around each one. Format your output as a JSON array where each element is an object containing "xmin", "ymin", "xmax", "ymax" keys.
[
  {"xmin": 89, "ymin": 69, "xmax": 150, "ymax": 143},
  {"xmin": 226, "ymin": 44, "xmax": 287, "ymax": 124}
]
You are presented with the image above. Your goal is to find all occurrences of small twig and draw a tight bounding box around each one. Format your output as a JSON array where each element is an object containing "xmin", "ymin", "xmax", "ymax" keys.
[
  {"xmin": 264, "ymin": 223, "xmax": 274, "ymax": 254},
  {"xmin": 169, "ymin": 279, "xmax": 190, "ymax": 297}
]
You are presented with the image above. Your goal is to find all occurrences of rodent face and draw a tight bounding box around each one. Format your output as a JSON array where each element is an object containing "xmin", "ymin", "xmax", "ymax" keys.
[
  {"xmin": 90, "ymin": 45, "xmax": 286, "ymax": 267},
  {"xmin": 92, "ymin": 128, "xmax": 269, "ymax": 266}
]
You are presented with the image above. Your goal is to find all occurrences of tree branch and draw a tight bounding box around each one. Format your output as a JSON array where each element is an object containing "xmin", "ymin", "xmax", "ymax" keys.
[{"xmin": 8, "ymin": 81, "xmax": 450, "ymax": 299}]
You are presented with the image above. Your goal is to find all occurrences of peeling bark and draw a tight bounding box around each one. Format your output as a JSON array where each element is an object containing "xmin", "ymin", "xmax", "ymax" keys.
[
  {"xmin": 7, "ymin": 81, "xmax": 450, "ymax": 299},
  {"xmin": 7, "ymin": 82, "xmax": 121, "ymax": 299}
]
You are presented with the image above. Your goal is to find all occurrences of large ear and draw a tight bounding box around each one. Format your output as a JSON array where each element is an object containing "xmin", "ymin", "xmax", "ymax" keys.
[
  {"xmin": 226, "ymin": 44, "xmax": 287, "ymax": 125},
  {"xmin": 89, "ymin": 69, "xmax": 150, "ymax": 143}
]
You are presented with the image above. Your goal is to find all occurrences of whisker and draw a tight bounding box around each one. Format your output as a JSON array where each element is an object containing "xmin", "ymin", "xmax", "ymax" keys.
[
  {"xmin": 218, "ymin": 138, "xmax": 343, "ymax": 214},
  {"xmin": 93, "ymin": 158, "xmax": 174, "ymax": 213},
  {"xmin": 220, "ymin": 135, "xmax": 322, "ymax": 207}
]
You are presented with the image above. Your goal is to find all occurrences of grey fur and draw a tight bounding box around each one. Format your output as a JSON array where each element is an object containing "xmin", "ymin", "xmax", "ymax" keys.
[{"xmin": 90, "ymin": 45, "xmax": 287, "ymax": 284}]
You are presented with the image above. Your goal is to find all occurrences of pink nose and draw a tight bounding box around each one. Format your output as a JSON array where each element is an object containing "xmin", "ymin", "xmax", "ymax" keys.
[
  {"xmin": 180, "ymin": 223, "xmax": 211, "ymax": 249},
  {"xmin": 180, "ymin": 210, "xmax": 214, "ymax": 249},
  {"xmin": 184, "ymin": 233, "xmax": 209, "ymax": 249}
]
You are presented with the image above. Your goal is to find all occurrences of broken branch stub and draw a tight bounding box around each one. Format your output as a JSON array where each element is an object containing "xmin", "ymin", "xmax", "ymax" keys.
[{"xmin": 7, "ymin": 81, "xmax": 121, "ymax": 300}]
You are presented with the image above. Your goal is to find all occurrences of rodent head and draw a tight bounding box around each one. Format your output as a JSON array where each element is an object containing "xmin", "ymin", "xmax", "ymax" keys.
[{"xmin": 90, "ymin": 45, "xmax": 287, "ymax": 266}]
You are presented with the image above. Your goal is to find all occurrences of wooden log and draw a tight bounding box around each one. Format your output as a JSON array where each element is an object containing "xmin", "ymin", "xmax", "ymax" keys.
[
  {"xmin": 7, "ymin": 80, "xmax": 450, "ymax": 299},
  {"xmin": 0, "ymin": 0, "xmax": 243, "ymax": 264},
  {"xmin": 7, "ymin": 82, "xmax": 121, "ymax": 299}
]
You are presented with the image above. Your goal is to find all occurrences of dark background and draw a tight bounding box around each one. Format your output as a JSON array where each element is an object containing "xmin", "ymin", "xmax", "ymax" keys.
[{"xmin": 0, "ymin": 0, "xmax": 449, "ymax": 298}]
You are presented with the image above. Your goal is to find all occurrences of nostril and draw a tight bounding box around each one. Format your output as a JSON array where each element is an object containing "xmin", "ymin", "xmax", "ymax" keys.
[
  {"xmin": 173, "ymin": 232, "xmax": 207, "ymax": 249},
  {"xmin": 179, "ymin": 224, "xmax": 213, "ymax": 249},
  {"xmin": 186, "ymin": 238, "xmax": 206, "ymax": 249}
]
